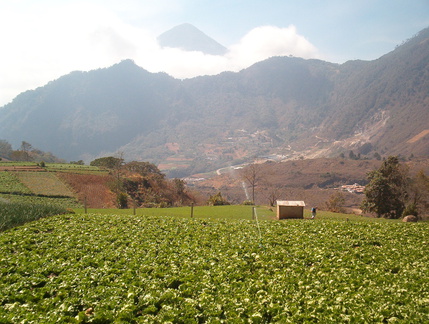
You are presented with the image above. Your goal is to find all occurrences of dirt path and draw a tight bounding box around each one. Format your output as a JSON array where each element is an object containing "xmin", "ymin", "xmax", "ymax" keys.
[{"xmin": 407, "ymin": 129, "xmax": 429, "ymax": 143}]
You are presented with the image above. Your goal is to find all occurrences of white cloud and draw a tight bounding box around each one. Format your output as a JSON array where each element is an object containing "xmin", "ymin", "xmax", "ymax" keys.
[
  {"xmin": 0, "ymin": 3, "xmax": 319, "ymax": 106},
  {"xmin": 136, "ymin": 25, "xmax": 319, "ymax": 79},
  {"xmin": 227, "ymin": 25, "xmax": 319, "ymax": 68}
]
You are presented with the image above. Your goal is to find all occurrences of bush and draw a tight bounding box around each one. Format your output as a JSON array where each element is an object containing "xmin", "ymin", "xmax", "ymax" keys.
[
  {"xmin": 207, "ymin": 192, "xmax": 230, "ymax": 206},
  {"xmin": 116, "ymin": 192, "xmax": 128, "ymax": 209},
  {"xmin": 325, "ymin": 192, "xmax": 345, "ymax": 213},
  {"xmin": 402, "ymin": 203, "xmax": 418, "ymax": 218},
  {"xmin": 242, "ymin": 200, "xmax": 254, "ymax": 205}
]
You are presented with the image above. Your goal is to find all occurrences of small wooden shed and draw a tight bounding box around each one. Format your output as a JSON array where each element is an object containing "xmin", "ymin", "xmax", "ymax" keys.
[{"xmin": 276, "ymin": 200, "xmax": 305, "ymax": 219}]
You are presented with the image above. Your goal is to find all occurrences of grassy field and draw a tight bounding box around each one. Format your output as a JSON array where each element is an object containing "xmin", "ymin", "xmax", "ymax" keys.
[
  {"xmin": 73, "ymin": 205, "xmax": 277, "ymax": 221},
  {"xmin": 73, "ymin": 205, "xmax": 400, "ymax": 223},
  {"xmin": 0, "ymin": 212, "xmax": 426, "ymax": 322}
]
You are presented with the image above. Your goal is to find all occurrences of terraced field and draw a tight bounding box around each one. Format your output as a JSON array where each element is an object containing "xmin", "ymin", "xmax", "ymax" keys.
[
  {"xmin": 15, "ymin": 172, "xmax": 75, "ymax": 197},
  {"xmin": 0, "ymin": 170, "xmax": 80, "ymax": 208}
]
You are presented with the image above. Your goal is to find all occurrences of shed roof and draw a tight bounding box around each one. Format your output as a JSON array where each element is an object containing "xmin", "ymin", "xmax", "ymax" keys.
[{"xmin": 276, "ymin": 200, "xmax": 305, "ymax": 207}]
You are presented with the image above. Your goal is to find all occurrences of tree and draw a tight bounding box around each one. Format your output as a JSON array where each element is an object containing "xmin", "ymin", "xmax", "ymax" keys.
[
  {"xmin": 361, "ymin": 156, "xmax": 408, "ymax": 218},
  {"xmin": 20, "ymin": 141, "xmax": 33, "ymax": 161},
  {"xmin": 241, "ymin": 163, "xmax": 262, "ymax": 204},
  {"xmin": 349, "ymin": 150, "xmax": 357, "ymax": 160},
  {"xmin": 10, "ymin": 150, "xmax": 26, "ymax": 161},
  {"xmin": 70, "ymin": 160, "xmax": 85, "ymax": 165},
  {"xmin": 406, "ymin": 170, "xmax": 429, "ymax": 217},
  {"xmin": 0, "ymin": 140, "xmax": 12, "ymax": 159},
  {"xmin": 325, "ymin": 192, "xmax": 345, "ymax": 213},
  {"xmin": 124, "ymin": 161, "xmax": 163, "ymax": 177},
  {"xmin": 90, "ymin": 156, "xmax": 124, "ymax": 169},
  {"xmin": 265, "ymin": 185, "xmax": 281, "ymax": 207}
]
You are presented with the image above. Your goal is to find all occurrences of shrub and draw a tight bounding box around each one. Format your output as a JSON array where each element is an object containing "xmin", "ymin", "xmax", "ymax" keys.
[
  {"xmin": 402, "ymin": 203, "xmax": 418, "ymax": 218},
  {"xmin": 207, "ymin": 192, "xmax": 230, "ymax": 206},
  {"xmin": 325, "ymin": 192, "xmax": 345, "ymax": 213},
  {"xmin": 116, "ymin": 192, "xmax": 128, "ymax": 209}
]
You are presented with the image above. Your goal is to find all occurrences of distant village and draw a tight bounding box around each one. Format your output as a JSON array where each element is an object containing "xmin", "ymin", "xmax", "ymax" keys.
[{"xmin": 338, "ymin": 183, "xmax": 365, "ymax": 194}]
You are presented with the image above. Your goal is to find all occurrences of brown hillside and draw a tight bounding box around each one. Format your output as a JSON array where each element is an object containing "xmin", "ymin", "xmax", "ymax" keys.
[
  {"xmin": 57, "ymin": 173, "xmax": 116, "ymax": 208},
  {"xmin": 194, "ymin": 158, "xmax": 429, "ymax": 211}
]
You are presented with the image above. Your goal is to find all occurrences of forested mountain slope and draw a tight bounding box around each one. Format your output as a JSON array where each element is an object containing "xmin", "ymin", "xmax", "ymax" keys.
[{"xmin": 0, "ymin": 27, "xmax": 428, "ymax": 174}]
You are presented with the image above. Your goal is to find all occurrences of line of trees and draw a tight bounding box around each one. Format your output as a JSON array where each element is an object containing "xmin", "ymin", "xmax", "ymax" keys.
[
  {"xmin": 90, "ymin": 156, "xmax": 195, "ymax": 208},
  {"xmin": 0, "ymin": 139, "xmax": 63, "ymax": 163}
]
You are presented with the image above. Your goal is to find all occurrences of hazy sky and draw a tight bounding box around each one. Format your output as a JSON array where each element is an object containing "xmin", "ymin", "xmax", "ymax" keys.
[{"xmin": 1, "ymin": 0, "xmax": 428, "ymax": 106}]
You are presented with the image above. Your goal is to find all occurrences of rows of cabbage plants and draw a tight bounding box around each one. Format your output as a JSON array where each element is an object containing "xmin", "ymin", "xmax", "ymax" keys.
[
  {"xmin": 0, "ymin": 214, "xmax": 428, "ymax": 323},
  {"xmin": 0, "ymin": 202, "xmax": 69, "ymax": 232}
]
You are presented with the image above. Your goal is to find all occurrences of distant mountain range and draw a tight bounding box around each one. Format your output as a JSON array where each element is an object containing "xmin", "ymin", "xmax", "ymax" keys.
[
  {"xmin": 157, "ymin": 23, "xmax": 227, "ymax": 55},
  {"xmin": 0, "ymin": 26, "xmax": 428, "ymax": 176}
]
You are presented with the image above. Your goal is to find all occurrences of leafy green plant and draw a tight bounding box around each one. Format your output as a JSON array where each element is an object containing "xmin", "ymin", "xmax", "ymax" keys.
[
  {"xmin": 0, "ymin": 194, "xmax": 81, "ymax": 208},
  {"xmin": 0, "ymin": 202, "xmax": 69, "ymax": 231},
  {"xmin": 0, "ymin": 214, "xmax": 427, "ymax": 322}
]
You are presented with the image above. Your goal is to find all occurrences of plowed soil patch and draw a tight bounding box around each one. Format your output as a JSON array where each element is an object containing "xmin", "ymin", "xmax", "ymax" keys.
[{"xmin": 58, "ymin": 173, "xmax": 115, "ymax": 208}]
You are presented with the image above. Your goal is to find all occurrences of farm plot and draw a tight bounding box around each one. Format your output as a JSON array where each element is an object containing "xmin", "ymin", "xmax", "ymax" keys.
[
  {"xmin": 0, "ymin": 194, "xmax": 81, "ymax": 208},
  {"xmin": 15, "ymin": 172, "xmax": 75, "ymax": 197},
  {"xmin": 45, "ymin": 163, "xmax": 108, "ymax": 175},
  {"xmin": 0, "ymin": 172, "xmax": 32, "ymax": 194},
  {"xmin": 0, "ymin": 214, "xmax": 428, "ymax": 323}
]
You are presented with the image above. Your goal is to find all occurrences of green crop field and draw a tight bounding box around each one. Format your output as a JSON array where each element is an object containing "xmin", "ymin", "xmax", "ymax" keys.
[
  {"xmin": 0, "ymin": 202, "xmax": 69, "ymax": 232},
  {"xmin": 0, "ymin": 194, "xmax": 81, "ymax": 208},
  {"xmin": 0, "ymin": 172, "xmax": 32, "ymax": 194},
  {"xmin": 45, "ymin": 163, "xmax": 108, "ymax": 175},
  {"xmin": 0, "ymin": 213, "xmax": 427, "ymax": 323},
  {"xmin": 15, "ymin": 172, "xmax": 76, "ymax": 197},
  {"xmin": 0, "ymin": 162, "xmax": 38, "ymax": 167},
  {"xmin": 0, "ymin": 170, "xmax": 81, "ymax": 208}
]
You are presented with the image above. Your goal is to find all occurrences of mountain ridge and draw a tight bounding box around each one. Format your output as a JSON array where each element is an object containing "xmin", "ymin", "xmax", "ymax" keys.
[{"xmin": 0, "ymin": 27, "xmax": 428, "ymax": 175}]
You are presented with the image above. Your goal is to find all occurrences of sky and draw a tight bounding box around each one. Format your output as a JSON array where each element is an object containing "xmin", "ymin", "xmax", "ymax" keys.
[{"xmin": 0, "ymin": 0, "xmax": 428, "ymax": 107}]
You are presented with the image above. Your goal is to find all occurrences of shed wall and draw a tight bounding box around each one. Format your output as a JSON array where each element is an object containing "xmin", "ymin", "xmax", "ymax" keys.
[{"xmin": 277, "ymin": 206, "xmax": 304, "ymax": 219}]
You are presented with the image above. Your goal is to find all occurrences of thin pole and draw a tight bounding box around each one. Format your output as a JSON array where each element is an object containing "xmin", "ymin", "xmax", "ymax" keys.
[{"xmin": 191, "ymin": 203, "xmax": 194, "ymax": 218}]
